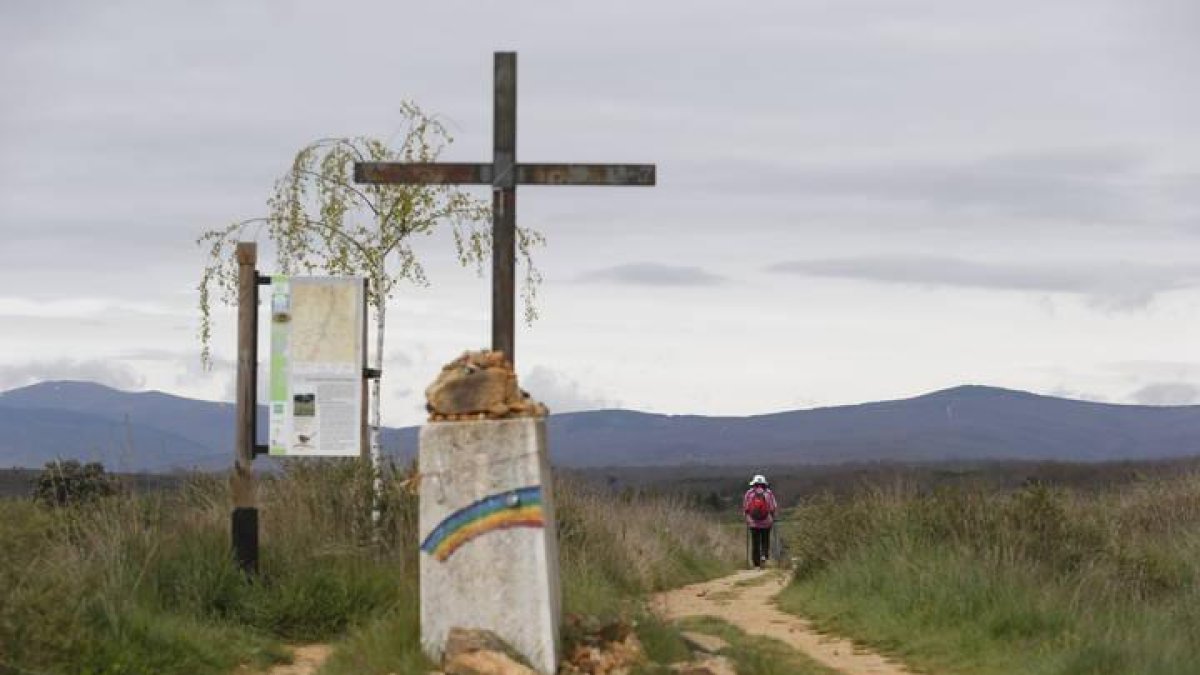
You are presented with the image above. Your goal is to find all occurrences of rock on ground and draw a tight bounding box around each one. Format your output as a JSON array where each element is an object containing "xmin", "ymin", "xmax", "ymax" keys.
[
  {"xmin": 444, "ymin": 650, "xmax": 538, "ymax": 675},
  {"xmin": 679, "ymin": 631, "xmax": 730, "ymax": 654},
  {"xmin": 440, "ymin": 627, "xmax": 538, "ymax": 674},
  {"xmin": 671, "ymin": 655, "xmax": 736, "ymax": 675}
]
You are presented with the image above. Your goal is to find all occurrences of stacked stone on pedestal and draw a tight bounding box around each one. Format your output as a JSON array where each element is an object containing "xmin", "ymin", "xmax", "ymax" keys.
[{"xmin": 419, "ymin": 412, "xmax": 560, "ymax": 674}]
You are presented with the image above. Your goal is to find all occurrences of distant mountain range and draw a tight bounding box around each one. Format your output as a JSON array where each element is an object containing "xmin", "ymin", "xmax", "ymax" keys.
[{"xmin": 1, "ymin": 381, "xmax": 1198, "ymax": 473}]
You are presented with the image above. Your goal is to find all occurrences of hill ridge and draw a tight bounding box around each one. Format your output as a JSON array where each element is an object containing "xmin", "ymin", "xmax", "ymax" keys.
[{"xmin": 3, "ymin": 381, "xmax": 1200, "ymax": 471}]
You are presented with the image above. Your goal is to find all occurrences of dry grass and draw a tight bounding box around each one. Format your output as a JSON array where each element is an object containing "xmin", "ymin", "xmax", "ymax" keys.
[
  {"xmin": 778, "ymin": 472, "xmax": 1200, "ymax": 674},
  {"xmin": 0, "ymin": 461, "xmax": 737, "ymax": 674},
  {"xmin": 557, "ymin": 477, "xmax": 740, "ymax": 611},
  {"xmin": 0, "ymin": 459, "xmax": 427, "ymax": 674}
]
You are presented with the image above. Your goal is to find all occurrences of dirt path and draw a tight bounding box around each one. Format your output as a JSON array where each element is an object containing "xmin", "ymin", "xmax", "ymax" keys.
[
  {"xmin": 265, "ymin": 644, "xmax": 332, "ymax": 675},
  {"xmin": 652, "ymin": 569, "xmax": 915, "ymax": 675}
]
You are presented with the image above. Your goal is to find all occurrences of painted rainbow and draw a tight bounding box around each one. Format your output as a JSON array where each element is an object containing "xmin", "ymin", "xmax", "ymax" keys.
[{"xmin": 421, "ymin": 486, "xmax": 545, "ymax": 562}]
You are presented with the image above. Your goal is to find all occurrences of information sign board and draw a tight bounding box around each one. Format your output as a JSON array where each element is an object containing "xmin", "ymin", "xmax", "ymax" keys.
[{"xmin": 268, "ymin": 276, "xmax": 364, "ymax": 456}]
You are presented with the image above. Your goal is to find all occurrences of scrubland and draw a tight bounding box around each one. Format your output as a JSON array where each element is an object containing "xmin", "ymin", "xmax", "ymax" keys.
[
  {"xmin": 779, "ymin": 471, "xmax": 1200, "ymax": 675},
  {"xmin": 7, "ymin": 456, "xmax": 1198, "ymax": 675},
  {"xmin": 0, "ymin": 461, "xmax": 738, "ymax": 675}
]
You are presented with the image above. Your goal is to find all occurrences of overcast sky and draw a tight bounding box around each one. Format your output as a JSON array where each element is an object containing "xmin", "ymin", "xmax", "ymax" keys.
[{"xmin": 3, "ymin": 0, "xmax": 1200, "ymax": 425}]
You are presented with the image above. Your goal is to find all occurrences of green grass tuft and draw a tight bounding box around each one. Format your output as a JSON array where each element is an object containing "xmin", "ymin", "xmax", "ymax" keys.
[
  {"xmin": 675, "ymin": 616, "xmax": 837, "ymax": 675},
  {"xmin": 778, "ymin": 475, "xmax": 1200, "ymax": 675},
  {"xmin": 633, "ymin": 614, "xmax": 692, "ymax": 666},
  {"xmin": 0, "ymin": 463, "xmax": 738, "ymax": 673},
  {"xmin": 316, "ymin": 591, "xmax": 432, "ymax": 675}
]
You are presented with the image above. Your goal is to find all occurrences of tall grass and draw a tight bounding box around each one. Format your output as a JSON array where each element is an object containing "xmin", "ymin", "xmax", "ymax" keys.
[
  {"xmin": 323, "ymin": 477, "xmax": 742, "ymax": 674},
  {"xmin": 0, "ymin": 460, "xmax": 410, "ymax": 674},
  {"xmin": 778, "ymin": 474, "xmax": 1200, "ymax": 674},
  {"xmin": 0, "ymin": 462, "xmax": 737, "ymax": 674},
  {"xmin": 557, "ymin": 478, "xmax": 740, "ymax": 618}
]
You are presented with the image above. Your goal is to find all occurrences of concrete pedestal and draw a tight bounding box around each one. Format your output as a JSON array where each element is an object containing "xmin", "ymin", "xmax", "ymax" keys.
[{"xmin": 418, "ymin": 418, "xmax": 561, "ymax": 674}]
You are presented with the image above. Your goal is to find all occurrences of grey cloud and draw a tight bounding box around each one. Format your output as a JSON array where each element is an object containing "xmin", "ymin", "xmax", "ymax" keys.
[
  {"xmin": 577, "ymin": 263, "xmax": 727, "ymax": 287},
  {"xmin": 2, "ymin": 0, "xmax": 1199, "ymax": 418},
  {"xmin": 769, "ymin": 256, "xmax": 1200, "ymax": 310},
  {"xmin": 1047, "ymin": 387, "xmax": 1110, "ymax": 404},
  {"xmin": 118, "ymin": 348, "xmax": 184, "ymax": 361},
  {"xmin": 121, "ymin": 348, "xmax": 229, "ymax": 371},
  {"xmin": 0, "ymin": 297, "xmax": 188, "ymax": 320},
  {"xmin": 682, "ymin": 148, "xmax": 1184, "ymax": 225},
  {"xmin": 4, "ymin": 0, "xmax": 1198, "ymax": 308},
  {"xmin": 115, "ymin": 348, "xmax": 235, "ymax": 396},
  {"xmin": 521, "ymin": 367, "xmax": 618, "ymax": 413},
  {"xmin": 384, "ymin": 351, "xmax": 415, "ymax": 369},
  {"xmin": 1106, "ymin": 361, "xmax": 1200, "ymax": 381},
  {"xmin": 0, "ymin": 359, "xmax": 146, "ymax": 392},
  {"xmin": 218, "ymin": 362, "xmax": 264, "ymax": 404},
  {"xmin": 1130, "ymin": 382, "xmax": 1200, "ymax": 406}
]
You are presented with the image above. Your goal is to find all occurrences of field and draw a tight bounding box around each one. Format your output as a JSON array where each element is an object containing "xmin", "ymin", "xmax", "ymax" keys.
[
  {"xmin": 776, "ymin": 467, "xmax": 1200, "ymax": 674},
  {"xmin": 590, "ymin": 458, "xmax": 1200, "ymax": 674},
  {"xmin": 5, "ymin": 457, "xmax": 1200, "ymax": 674},
  {"xmin": 0, "ymin": 460, "xmax": 739, "ymax": 675},
  {"xmin": 0, "ymin": 467, "xmax": 184, "ymax": 499},
  {"xmin": 585, "ymin": 456, "xmax": 1200, "ymax": 510}
]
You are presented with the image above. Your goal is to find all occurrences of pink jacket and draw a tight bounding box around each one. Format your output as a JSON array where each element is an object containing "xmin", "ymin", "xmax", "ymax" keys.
[{"xmin": 743, "ymin": 487, "xmax": 778, "ymax": 528}]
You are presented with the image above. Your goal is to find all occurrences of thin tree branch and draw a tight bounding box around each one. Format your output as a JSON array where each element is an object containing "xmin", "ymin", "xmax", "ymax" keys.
[
  {"xmin": 291, "ymin": 167, "xmax": 381, "ymax": 218},
  {"xmin": 305, "ymin": 137, "xmax": 368, "ymax": 164},
  {"xmin": 221, "ymin": 216, "xmax": 381, "ymax": 274}
]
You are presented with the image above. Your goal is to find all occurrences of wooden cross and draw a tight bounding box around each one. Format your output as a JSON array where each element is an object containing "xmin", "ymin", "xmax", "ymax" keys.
[{"xmin": 354, "ymin": 52, "xmax": 655, "ymax": 366}]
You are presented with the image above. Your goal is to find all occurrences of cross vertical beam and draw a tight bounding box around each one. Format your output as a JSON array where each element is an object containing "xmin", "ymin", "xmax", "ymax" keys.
[{"xmin": 493, "ymin": 52, "xmax": 517, "ymax": 363}]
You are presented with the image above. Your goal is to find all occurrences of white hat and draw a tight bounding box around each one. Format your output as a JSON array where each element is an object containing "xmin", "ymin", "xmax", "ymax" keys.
[{"xmin": 749, "ymin": 474, "xmax": 767, "ymax": 486}]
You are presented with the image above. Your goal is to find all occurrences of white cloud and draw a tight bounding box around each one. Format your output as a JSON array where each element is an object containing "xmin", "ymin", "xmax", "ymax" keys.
[
  {"xmin": 1130, "ymin": 382, "xmax": 1200, "ymax": 406},
  {"xmin": 2, "ymin": 0, "xmax": 1200, "ymax": 418},
  {"xmin": 521, "ymin": 366, "xmax": 619, "ymax": 413},
  {"xmin": 576, "ymin": 263, "xmax": 727, "ymax": 287},
  {"xmin": 682, "ymin": 148, "xmax": 1177, "ymax": 224},
  {"xmin": 769, "ymin": 256, "xmax": 1200, "ymax": 310},
  {"xmin": 0, "ymin": 359, "xmax": 145, "ymax": 392},
  {"xmin": 0, "ymin": 297, "xmax": 186, "ymax": 319}
]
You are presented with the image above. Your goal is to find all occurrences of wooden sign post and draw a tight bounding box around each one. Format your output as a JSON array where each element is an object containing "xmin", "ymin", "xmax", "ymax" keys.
[
  {"xmin": 230, "ymin": 243, "xmax": 372, "ymax": 573},
  {"xmin": 232, "ymin": 242, "xmax": 261, "ymax": 573}
]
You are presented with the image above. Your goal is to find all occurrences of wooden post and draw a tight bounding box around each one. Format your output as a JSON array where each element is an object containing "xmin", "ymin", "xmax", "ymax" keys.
[{"xmin": 232, "ymin": 241, "xmax": 259, "ymax": 574}]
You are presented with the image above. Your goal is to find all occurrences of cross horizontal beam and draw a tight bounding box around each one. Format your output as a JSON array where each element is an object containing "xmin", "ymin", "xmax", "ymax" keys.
[
  {"xmin": 354, "ymin": 162, "xmax": 492, "ymax": 185},
  {"xmin": 354, "ymin": 162, "xmax": 655, "ymax": 187},
  {"xmin": 517, "ymin": 163, "xmax": 655, "ymax": 186}
]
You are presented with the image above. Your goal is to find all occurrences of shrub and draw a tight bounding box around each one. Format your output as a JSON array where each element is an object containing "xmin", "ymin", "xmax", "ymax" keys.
[{"xmin": 32, "ymin": 460, "xmax": 121, "ymax": 507}]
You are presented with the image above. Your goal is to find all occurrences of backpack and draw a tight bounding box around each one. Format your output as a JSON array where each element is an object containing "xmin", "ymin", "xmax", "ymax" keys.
[{"xmin": 747, "ymin": 489, "xmax": 770, "ymax": 520}]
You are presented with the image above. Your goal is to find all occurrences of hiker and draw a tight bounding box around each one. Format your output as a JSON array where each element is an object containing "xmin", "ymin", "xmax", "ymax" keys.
[{"xmin": 743, "ymin": 474, "xmax": 778, "ymax": 568}]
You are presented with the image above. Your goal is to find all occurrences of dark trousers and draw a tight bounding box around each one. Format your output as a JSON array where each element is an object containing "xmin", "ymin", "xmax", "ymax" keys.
[{"xmin": 749, "ymin": 526, "xmax": 771, "ymax": 567}]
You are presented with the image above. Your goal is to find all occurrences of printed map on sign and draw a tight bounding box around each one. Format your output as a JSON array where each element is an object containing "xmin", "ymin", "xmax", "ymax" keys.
[
  {"xmin": 269, "ymin": 276, "xmax": 364, "ymax": 457},
  {"xmin": 289, "ymin": 282, "xmax": 360, "ymax": 365}
]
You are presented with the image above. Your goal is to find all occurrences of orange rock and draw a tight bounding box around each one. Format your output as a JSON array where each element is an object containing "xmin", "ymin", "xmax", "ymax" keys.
[
  {"xmin": 424, "ymin": 350, "xmax": 547, "ymax": 422},
  {"xmin": 443, "ymin": 650, "xmax": 537, "ymax": 675}
]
